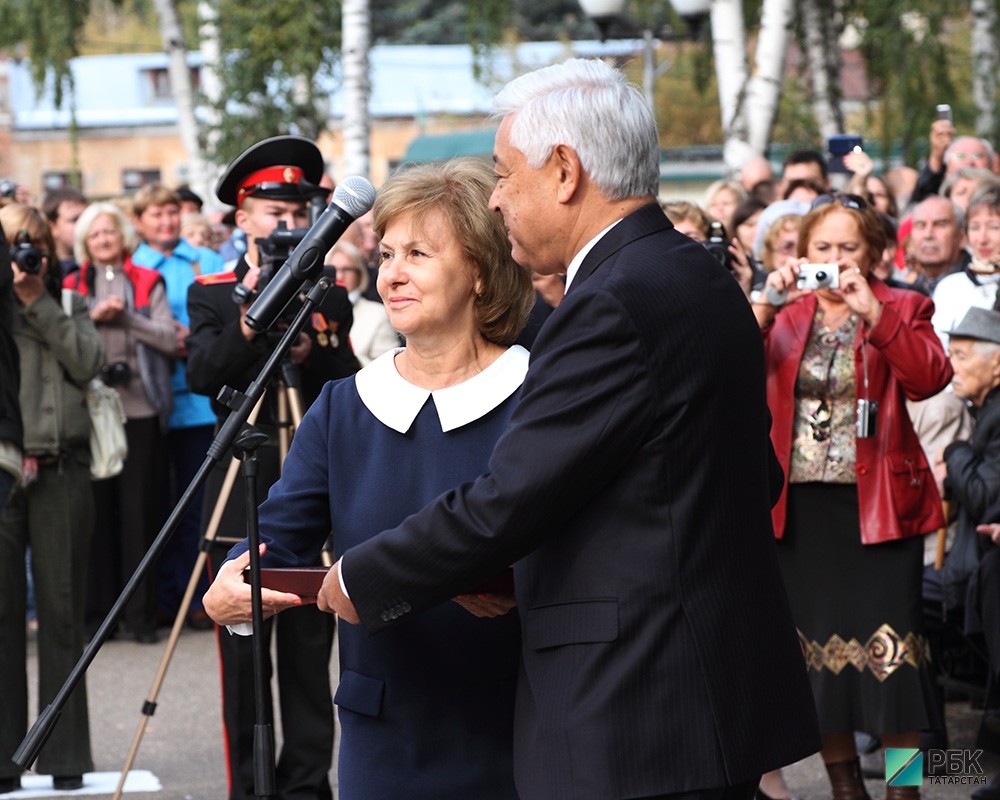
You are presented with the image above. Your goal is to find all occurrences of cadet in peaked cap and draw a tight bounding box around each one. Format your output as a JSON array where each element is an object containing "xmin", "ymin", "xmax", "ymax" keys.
[
  {"xmin": 187, "ymin": 134, "xmax": 358, "ymax": 800},
  {"xmin": 216, "ymin": 134, "xmax": 326, "ymax": 208}
]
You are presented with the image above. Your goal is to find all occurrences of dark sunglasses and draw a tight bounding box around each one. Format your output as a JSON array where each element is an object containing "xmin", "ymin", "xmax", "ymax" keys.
[{"xmin": 810, "ymin": 193, "xmax": 869, "ymax": 211}]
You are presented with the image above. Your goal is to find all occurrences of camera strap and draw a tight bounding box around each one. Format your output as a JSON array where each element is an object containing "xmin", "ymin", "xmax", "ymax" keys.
[{"xmin": 860, "ymin": 328, "xmax": 872, "ymax": 401}]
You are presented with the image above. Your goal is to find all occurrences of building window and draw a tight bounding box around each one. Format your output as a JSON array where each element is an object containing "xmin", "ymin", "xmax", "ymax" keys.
[
  {"xmin": 140, "ymin": 66, "xmax": 201, "ymax": 104},
  {"xmin": 122, "ymin": 169, "xmax": 161, "ymax": 194},
  {"xmin": 42, "ymin": 171, "xmax": 77, "ymax": 192}
]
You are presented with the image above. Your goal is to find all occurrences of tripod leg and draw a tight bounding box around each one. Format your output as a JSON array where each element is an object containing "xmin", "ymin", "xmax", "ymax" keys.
[{"xmin": 111, "ymin": 396, "xmax": 265, "ymax": 800}]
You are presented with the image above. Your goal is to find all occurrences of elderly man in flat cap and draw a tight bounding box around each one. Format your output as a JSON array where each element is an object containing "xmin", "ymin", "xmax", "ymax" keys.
[
  {"xmin": 933, "ymin": 306, "xmax": 1000, "ymax": 608},
  {"xmin": 946, "ymin": 308, "xmax": 1000, "ymax": 800},
  {"xmin": 186, "ymin": 135, "xmax": 359, "ymax": 800}
]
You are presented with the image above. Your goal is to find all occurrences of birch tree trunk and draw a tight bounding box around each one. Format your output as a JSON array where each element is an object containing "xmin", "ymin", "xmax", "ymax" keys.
[
  {"xmin": 716, "ymin": 0, "xmax": 793, "ymax": 174},
  {"xmin": 197, "ymin": 0, "xmax": 223, "ymax": 197},
  {"xmin": 745, "ymin": 0, "xmax": 794, "ymax": 156},
  {"xmin": 341, "ymin": 0, "xmax": 371, "ymax": 179},
  {"xmin": 152, "ymin": 0, "xmax": 212, "ymax": 203},
  {"xmin": 971, "ymin": 0, "xmax": 997, "ymax": 140},
  {"xmin": 710, "ymin": 0, "xmax": 752, "ymax": 174},
  {"xmin": 801, "ymin": 0, "xmax": 842, "ymax": 140}
]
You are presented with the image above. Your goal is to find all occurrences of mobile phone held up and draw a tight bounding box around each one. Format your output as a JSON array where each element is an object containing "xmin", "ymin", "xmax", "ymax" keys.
[
  {"xmin": 828, "ymin": 134, "xmax": 863, "ymax": 174},
  {"xmin": 936, "ymin": 103, "xmax": 953, "ymax": 123}
]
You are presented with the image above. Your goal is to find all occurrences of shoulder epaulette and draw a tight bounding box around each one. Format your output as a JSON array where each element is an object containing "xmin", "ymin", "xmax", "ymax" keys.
[{"xmin": 195, "ymin": 271, "xmax": 238, "ymax": 285}]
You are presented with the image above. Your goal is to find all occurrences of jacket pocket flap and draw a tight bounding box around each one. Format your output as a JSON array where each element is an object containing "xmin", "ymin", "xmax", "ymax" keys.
[
  {"xmin": 524, "ymin": 599, "xmax": 618, "ymax": 650},
  {"xmin": 887, "ymin": 453, "xmax": 926, "ymax": 475},
  {"xmin": 334, "ymin": 669, "xmax": 384, "ymax": 717}
]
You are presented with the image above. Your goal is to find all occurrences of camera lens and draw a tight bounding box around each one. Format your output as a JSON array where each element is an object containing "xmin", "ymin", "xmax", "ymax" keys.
[{"xmin": 815, "ymin": 271, "xmax": 827, "ymax": 283}]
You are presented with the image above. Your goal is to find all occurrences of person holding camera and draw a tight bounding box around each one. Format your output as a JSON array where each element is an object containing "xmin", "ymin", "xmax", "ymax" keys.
[
  {"xmin": 64, "ymin": 202, "xmax": 177, "ymax": 644},
  {"xmin": 0, "ymin": 204, "xmax": 105, "ymax": 793},
  {"xmin": 186, "ymin": 135, "xmax": 359, "ymax": 800},
  {"xmin": 751, "ymin": 194, "xmax": 952, "ymax": 800}
]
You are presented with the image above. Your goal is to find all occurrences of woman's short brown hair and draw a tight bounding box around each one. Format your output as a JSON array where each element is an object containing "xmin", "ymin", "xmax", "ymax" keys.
[
  {"xmin": 797, "ymin": 195, "xmax": 886, "ymax": 272},
  {"xmin": 659, "ymin": 200, "xmax": 711, "ymax": 240},
  {"xmin": 130, "ymin": 182, "xmax": 182, "ymax": 218},
  {"xmin": 372, "ymin": 158, "xmax": 534, "ymax": 345}
]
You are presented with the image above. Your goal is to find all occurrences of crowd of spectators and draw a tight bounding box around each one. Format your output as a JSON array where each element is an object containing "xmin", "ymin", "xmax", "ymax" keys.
[
  {"xmin": 657, "ymin": 119, "xmax": 1000, "ymax": 800},
  {"xmin": 0, "ymin": 158, "xmax": 398, "ymax": 791},
  {"xmin": 5, "ymin": 107, "xmax": 1000, "ymax": 796}
]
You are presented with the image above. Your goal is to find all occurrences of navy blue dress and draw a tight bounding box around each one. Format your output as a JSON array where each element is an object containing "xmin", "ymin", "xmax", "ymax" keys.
[{"xmin": 242, "ymin": 347, "xmax": 527, "ymax": 800}]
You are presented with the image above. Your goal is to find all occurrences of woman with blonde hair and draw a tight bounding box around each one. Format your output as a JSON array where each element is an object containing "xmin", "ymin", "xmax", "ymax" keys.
[
  {"xmin": 205, "ymin": 158, "xmax": 534, "ymax": 799},
  {"xmin": 66, "ymin": 201, "xmax": 177, "ymax": 643}
]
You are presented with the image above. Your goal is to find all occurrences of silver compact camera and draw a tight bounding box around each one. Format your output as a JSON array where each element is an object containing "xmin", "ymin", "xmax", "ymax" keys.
[
  {"xmin": 856, "ymin": 398, "xmax": 878, "ymax": 439},
  {"xmin": 797, "ymin": 263, "xmax": 840, "ymax": 290}
]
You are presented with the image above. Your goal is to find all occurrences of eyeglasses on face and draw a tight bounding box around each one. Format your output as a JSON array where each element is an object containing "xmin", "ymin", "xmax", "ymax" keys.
[{"xmin": 810, "ymin": 193, "xmax": 869, "ymax": 211}]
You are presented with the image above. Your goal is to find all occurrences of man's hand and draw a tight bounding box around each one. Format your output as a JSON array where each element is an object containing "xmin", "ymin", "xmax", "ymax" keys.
[
  {"xmin": 288, "ymin": 331, "xmax": 312, "ymax": 364},
  {"xmin": 977, "ymin": 523, "xmax": 1000, "ymax": 545},
  {"xmin": 317, "ymin": 558, "xmax": 360, "ymax": 623},
  {"xmin": 238, "ymin": 266, "xmax": 262, "ymax": 341},
  {"xmin": 928, "ymin": 119, "xmax": 955, "ymax": 173}
]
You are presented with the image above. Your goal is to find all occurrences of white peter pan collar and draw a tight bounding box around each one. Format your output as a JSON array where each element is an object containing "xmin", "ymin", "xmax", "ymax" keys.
[{"xmin": 355, "ymin": 345, "xmax": 529, "ymax": 433}]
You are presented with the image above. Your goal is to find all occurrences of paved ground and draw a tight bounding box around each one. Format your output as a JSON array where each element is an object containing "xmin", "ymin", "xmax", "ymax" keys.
[{"xmin": 15, "ymin": 624, "xmax": 999, "ymax": 799}]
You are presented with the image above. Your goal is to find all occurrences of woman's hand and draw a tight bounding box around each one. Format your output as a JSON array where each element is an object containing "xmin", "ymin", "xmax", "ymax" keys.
[
  {"xmin": 11, "ymin": 260, "xmax": 46, "ymax": 307},
  {"xmin": 171, "ymin": 320, "xmax": 189, "ymax": 358},
  {"xmin": 452, "ymin": 592, "xmax": 517, "ymax": 618},
  {"xmin": 728, "ymin": 238, "xmax": 754, "ymax": 297},
  {"xmin": 835, "ymin": 263, "xmax": 881, "ymax": 326},
  {"xmin": 203, "ymin": 544, "xmax": 303, "ymax": 626},
  {"xmin": 91, "ymin": 295, "xmax": 126, "ymax": 323}
]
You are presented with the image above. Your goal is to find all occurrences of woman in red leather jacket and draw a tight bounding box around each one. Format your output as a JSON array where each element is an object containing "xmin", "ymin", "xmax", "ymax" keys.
[{"xmin": 752, "ymin": 194, "xmax": 952, "ymax": 800}]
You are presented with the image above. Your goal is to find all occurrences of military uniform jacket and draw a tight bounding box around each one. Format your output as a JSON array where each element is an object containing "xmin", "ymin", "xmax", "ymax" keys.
[{"xmin": 185, "ymin": 256, "xmax": 360, "ymax": 422}]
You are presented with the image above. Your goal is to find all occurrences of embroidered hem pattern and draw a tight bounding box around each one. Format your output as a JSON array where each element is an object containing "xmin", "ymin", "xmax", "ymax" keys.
[{"xmin": 798, "ymin": 623, "xmax": 931, "ymax": 682}]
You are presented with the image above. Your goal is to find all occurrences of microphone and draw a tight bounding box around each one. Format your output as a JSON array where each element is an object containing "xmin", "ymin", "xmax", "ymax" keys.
[{"xmin": 244, "ymin": 175, "xmax": 376, "ymax": 332}]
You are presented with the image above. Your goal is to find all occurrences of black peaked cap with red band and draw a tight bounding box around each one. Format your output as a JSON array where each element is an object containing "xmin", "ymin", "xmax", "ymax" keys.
[{"xmin": 215, "ymin": 135, "xmax": 326, "ymax": 208}]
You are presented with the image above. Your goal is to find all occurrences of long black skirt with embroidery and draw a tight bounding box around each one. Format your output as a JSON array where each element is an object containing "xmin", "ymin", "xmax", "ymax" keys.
[{"xmin": 777, "ymin": 482, "xmax": 942, "ymax": 735}]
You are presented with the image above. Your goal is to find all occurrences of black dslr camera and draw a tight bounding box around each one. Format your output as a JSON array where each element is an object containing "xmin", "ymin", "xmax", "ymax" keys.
[
  {"xmin": 702, "ymin": 221, "xmax": 732, "ymax": 270},
  {"xmin": 232, "ymin": 221, "xmax": 309, "ymax": 310},
  {"xmin": 11, "ymin": 230, "xmax": 43, "ymax": 274},
  {"xmin": 100, "ymin": 361, "xmax": 132, "ymax": 387}
]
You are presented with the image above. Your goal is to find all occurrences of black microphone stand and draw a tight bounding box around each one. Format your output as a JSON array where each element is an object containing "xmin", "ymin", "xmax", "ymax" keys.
[
  {"xmin": 232, "ymin": 426, "xmax": 276, "ymax": 797},
  {"xmin": 13, "ymin": 277, "xmax": 335, "ymax": 782}
]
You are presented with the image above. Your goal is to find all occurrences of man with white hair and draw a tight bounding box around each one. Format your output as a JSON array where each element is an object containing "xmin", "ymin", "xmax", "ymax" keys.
[{"xmin": 319, "ymin": 58, "xmax": 820, "ymax": 800}]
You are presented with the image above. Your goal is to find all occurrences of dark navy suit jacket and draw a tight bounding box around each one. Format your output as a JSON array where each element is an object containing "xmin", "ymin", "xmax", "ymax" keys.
[{"xmin": 344, "ymin": 202, "xmax": 821, "ymax": 800}]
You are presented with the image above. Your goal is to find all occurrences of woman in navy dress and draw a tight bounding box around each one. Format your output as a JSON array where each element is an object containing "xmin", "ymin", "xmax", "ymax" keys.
[{"xmin": 204, "ymin": 157, "xmax": 535, "ymax": 799}]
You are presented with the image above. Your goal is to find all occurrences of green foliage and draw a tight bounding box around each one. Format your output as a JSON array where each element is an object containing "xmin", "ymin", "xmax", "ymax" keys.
[
  {"xmin": 204, "ymin": 0, "xmax": 341, "ymax": 164},
  {"xmin": 0, "ymin": 0, "xmax": 101, "ymax": 107},
  {"xmin": 847, "ymin": 0, "xmax": 964, "ymax": 165}
]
